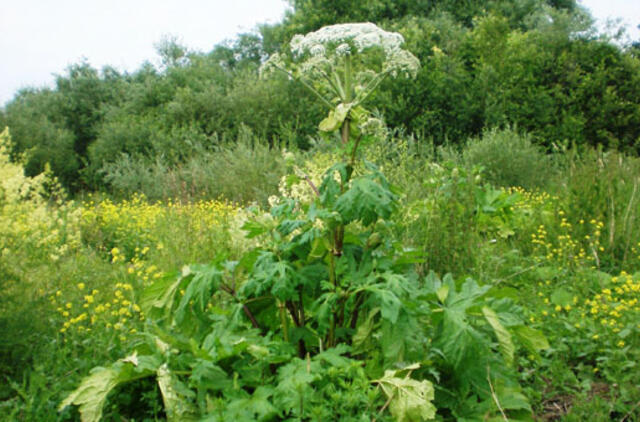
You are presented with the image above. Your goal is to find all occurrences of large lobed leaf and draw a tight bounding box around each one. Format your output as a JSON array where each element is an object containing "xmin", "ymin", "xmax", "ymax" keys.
[
  {"xmin": 157, "ymin": 364, "xmax": 198, "ymax": 421},
  {"xmin": 335, "ymin": 171, "xmax": 398, "ymax": 226},
  {"xmin": 59, "ymin": 354, "xmax": 160, "ymax": 422},
  {"xmin": 375, "ymin": 363, "xmax": 437, "ymax": 422}
]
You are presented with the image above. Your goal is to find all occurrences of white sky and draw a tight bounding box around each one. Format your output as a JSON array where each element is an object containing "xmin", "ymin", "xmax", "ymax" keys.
[
  {"xmin": 0, "ymin": 0, "xmax": 638, "ymax": 106},
  {"xmin": 579, "ymin": 0, "xmax": 640, "ymax": 41},
  {"xmin": 0, "ymin": 0, "xmax": 290, "ymax": 106}
]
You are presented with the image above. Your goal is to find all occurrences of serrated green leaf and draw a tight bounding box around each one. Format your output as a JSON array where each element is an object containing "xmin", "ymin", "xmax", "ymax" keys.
[
  {"xmin": 364, "ymin": 286, "xmax": 401, "ymax": 324},
  {"xmin": 277, "ymin": 218, "xmax": 307, "ymax": 236},
  {"xmin": 335, "ymin": 173, "xmax": 397, "ymax": 226},
  {"xmin": 190, "ymin": 360, "xmax": 231, "ymax": 393},
  {"xmin": 224, "ymin": 386, "xmax": 278, "ymax": 421},
  {"xmin": 59, "ymin": 367, "xmax": 121, "ymax": 422},
  {"xmin": 375, "ymin": 364, "xmax": 436, "ymax": 422},
  {"xmin": 175, "ymin": 264, "xmax": 223, "ymax": 324},
  {"xmin": 318, "ymin": 162, "xmax": 349, "ymax": 207},
  {"xmin": 434, "ymin": 278, "xmax": 490, "ymax": 370},
  {"xmin": 308, "ymin": 237, "xmax": 329, "ymax": 259},
  {"xmin": 482, "ymin": 306, "xmax": 514, "ymax": 366},
  {"xmin": 59, "ymin": 357, "xmax": 158, "ymax": 422},
  {"xmin": 353, "ymin": 308, "xmax": 380, "ymax": 352},
  {"xmin": 513, "ymin": 325, "xmax": 549, "ymax": 354},
  {"xmin": 140, "ymin": 269, "xmax": 183, "ymax": 317},
  {"xmin": 274, "ymin": 358, "xmax": 317, "ymax": 414},
  {"xmin": 241, "ymin": 219, "xmax": 271, "ymax": 238},
  {"xmin": 494, "ymin": 385, "xmax": 531, "ymax": 412},
  {"xmin": 157, "ymin": 364, "xmax": 198, "ymax": 421}
]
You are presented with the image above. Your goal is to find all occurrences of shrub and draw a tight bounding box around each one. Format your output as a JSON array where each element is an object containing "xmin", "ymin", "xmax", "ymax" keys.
[
  {"xmin": 462, "ymin": 126, "xmax": 555, "ymax": 190},
  {"xmin": 101, "ymin": 126, "xmax": 288, "ymax": 206}
]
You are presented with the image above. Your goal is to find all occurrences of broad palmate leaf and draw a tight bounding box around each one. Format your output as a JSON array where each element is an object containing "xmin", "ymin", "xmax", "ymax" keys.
[
  {"xmin": 375, "ymin": 363, "xmax": 436, "ymax": 422},
  {"xmin": 59, "ymin": 354, "xmax": 160, "ymax": 422}
]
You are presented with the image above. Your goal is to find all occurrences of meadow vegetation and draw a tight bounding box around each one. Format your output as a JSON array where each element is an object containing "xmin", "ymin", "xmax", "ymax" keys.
[
  {"xmin": 2, "ymin": 98, "xmax": 640, "ymax": 421},
  {"xmin": 1, "ymin": 1, "xmax": 640, "ymax": 420}
]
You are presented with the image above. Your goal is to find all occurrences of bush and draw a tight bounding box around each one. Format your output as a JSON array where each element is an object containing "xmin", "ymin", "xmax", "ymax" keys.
[
  {"xmin": 101, "ymin": 126, "xmax": 289, "ymax": 206},
  {"xmin": 462, "ymin": 127, "xmax": 555, "ymax": 189}
]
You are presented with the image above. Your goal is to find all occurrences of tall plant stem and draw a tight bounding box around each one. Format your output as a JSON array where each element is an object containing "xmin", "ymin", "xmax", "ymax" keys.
[
  {"xmin": 242, "ymin": 305, "xmax": 261, "ymax": 330},
  {"xmin": 355, "ymin": 71, "xmax": 389, "ymax": 105},
  {"xmin": 297, "ymin": 287, "xmax": 307, "ymax": 358},
  {"xmin": 298, "ymin": 286, "xmax": 306, "ymax": 326},
  {"xmin": 278, "ymin": 301, "xmax": 289, "ymax": 342},
  {"xmin": 349, "ymin": 291, "xmax": 365, "ymax": 330},
  {"xmin": 341, "ymin": 118, "xmax": 350, "ymax": 145},
  {"xmin": 223, "ymin": 284, "xmax": 261, "ymax": 331},
  {"xmin": 344, "ymin": 55, "xmax": 352, "ymax": 103},
  {"xmin": 327, "ymin": 251, "xmax": 337, "ymax": 348},
  {"xmin": 285, "ymin": 301, "xmax": 301, "ymax": 326},
  {"xmin": 350, "ymin": 135, "xmax": 362, "ymax": 166}
]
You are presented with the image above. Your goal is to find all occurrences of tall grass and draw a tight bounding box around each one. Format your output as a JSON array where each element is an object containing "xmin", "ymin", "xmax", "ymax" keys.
[{"xmin": 555, "ymin": 147, "xmax": 640, "ymax": 271}]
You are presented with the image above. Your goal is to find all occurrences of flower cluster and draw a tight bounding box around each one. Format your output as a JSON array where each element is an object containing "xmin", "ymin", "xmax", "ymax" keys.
[
  {"xmin": 52, "ymin": 278, "xmax": 144, "ymax": 343},
  {"xmin": 50, "ymin": 194, "xmax": 257, "ymax": 345},
  {"xmin": 260, "ymin": 23, "xmax": 420, "ymax": 96},
  {"xmin": 290, "ymin": 23, "xmax": 404, "ymax": 56},
  {"xmin": 81, "ymin": 194, "xmax": 247, "ymax": 259},
  {"xmin": 0, "ymin": 128, "xmax": 81, "ymax": 263},
  {"xmin": 530, "ymin": 217, "xmax": 604, "ymax": 269},
  {"xmin": 535, "ymin": 271, "xmax": 640, "ymax": 355},
  {"xmin": 289, "ymin": 23, "xmax": 419, "ymax": 79},
  {"xmin": 508, "ymin": 187, "xmax": 554, "ymax": 209},
  {"xmin": 80, "ymin": 193, "xmax": 165, "ymax": 256}
]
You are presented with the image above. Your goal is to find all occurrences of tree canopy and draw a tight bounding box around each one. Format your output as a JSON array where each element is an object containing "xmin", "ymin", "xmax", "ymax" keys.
[{"xmin": 1, "ymin": 0, "xmax": 639, "ymax": 192}]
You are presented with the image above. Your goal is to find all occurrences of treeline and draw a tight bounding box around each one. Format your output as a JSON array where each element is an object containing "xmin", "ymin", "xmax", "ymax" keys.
[{"xmin": 1, "ymin": 0, "xmax": 639, "ymax": 192}]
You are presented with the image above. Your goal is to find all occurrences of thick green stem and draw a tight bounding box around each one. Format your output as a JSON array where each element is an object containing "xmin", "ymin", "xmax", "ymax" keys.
[
  {"xmin": 327, "ymin": 250, "xmax": 337, "ymax": 348},
  {"xmin": 334, "ymin": 72, "xmax": 346, "ymax": 100},
  {"xmin": 344, "ymin": 55, "xmax": 352, "ymax": 103},
  {"xmin": 318, "ymin": 68, "xmax": 343, "ymax": 99},
  {"xmin": 350, "ymin": 135, "xmax": 362, "ymax": 166},
  {"xmin": 298, "ymin": 286, "xmax": 306, "ymax": 326},
  {"xmin": 278, "ymin": 301, "xmax": 289, "ymax": 342},
  {"xmin": 286, "ymin": 300, "xmax": 300, "ymax": 326},
  {"xmin": 349, "ymin": 291, "xmax": 365, "ymax": 330},
  {"xmin": 297, "ymin": 287, "xmax": 307, "ymax": 358},
  {"xmin": 341, "ymin": 119, "xmax": 350, "ymax": 145},
  {"xmin": 223, "ymin": 284, "xmax": 261, "ymax": 331}
]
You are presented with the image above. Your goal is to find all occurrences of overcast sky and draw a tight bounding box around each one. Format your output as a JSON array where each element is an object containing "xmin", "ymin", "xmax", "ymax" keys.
[{"xmin": 1, "ymin": 0, "xmax": 638, "ymax": 106}]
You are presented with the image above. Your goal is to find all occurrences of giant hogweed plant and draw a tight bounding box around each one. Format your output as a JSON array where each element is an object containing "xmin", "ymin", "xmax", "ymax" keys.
[{"xmin": 61, "ymin": 23, "xmax": 546, "ymax": 421}]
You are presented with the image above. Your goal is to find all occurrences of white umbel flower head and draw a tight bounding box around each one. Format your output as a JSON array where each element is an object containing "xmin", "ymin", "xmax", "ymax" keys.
[
  {"xmin": 259, "ymin": 52, "xmax": 285, "ymax": 78},
  {"xmin": 309, "ymin": 44, "xmax": 326, "ymax": 57},
  {"xmin": 335, "ymin": 43, "xmax": 352, "ymax": 56},
  {"xmin": 285, "ymin": 23, "xmax": 420, "ymax": 81},
  {"xmin": 259, "ymin": 22, "xmax": 420, "ymax": 135},
  {"xmin": 290, "ymin": 23, "xmax": 405, "ymax": 56},
  {"xmin": 384, "ymin": 49, "xmax": 421, "ymax": 79}
]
